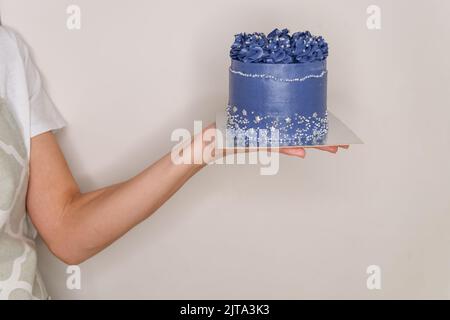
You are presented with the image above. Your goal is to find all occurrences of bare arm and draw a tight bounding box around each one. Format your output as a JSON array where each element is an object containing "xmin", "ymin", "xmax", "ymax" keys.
[{"xmin": 27, "ymin": 131, "xmax": 205, "ymax": 264}]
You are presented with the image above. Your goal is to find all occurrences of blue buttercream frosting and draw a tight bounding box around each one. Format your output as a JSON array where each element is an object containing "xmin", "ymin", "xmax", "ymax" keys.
[
  {"xmin": 227, "ymin": 29, "xmax": 329, "ymax": 146},
  {"xmin": 230, "ymin": 28, "xmax": 328, "ymax": 64}
]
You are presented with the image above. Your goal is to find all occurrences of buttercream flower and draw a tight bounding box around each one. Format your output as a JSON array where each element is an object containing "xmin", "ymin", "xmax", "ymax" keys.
[
  {"xmin": 267, "ymin": 28, "xmax": 289, "ymax": 40},
  {"xmin": 316, "ymin": 36, "xmax": 329, "ymax": 56},
  {"xmin": 265, "ymin": 49, "xmax": 293, "ymax": 64},
  {"xmin": 292, "ymin": 38, "xmax": 307, "ymax": 56},
  {"xmin": 245, "ymin": 33, "xmax": 266, "ymax": 48},
  {"xmin": 269, "ymin": 49, "xmax": 286, "ymax": 63},
  {"xmin": 241, "ymin": 46, "xmax": 264, "ymax": 63},
  {"xmin": 230, "ymin": 34, "xmax": 245, "ymax": 60}
]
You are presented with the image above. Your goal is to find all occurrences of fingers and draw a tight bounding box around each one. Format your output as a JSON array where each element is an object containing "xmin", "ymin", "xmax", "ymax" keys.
[
  {"xmin": 203, "ymin": 122, "xmax": 216, "ymax": 131},
  {"xmin": 314, "ymin": 145, "xmax": 350, "ymax": 153},
  {"xmin": 280, "ymin": 147, "xmax": 306, "ymax": 158},
  {"xmin": 219, "ymin": 144, "xmax": 349, "ymax": 160},
  {"xmin": 315, "ymin": 146, "xmax": 338, "ymax": 153},
  {"xmin": 278, "ymin": 144, "xmax": 350, "ymax": 158}
]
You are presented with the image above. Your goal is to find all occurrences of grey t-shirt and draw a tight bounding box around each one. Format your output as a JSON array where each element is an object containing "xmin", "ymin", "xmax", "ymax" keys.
[{"xmin": 0, "ymin": 26, "xmax": 66, "ymax": 299}]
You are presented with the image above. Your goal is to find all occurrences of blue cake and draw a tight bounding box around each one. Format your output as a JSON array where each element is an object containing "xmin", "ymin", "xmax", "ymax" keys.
[{"xmin": 227, "ymin": 28, "xmax": 329, "ymax": 146}]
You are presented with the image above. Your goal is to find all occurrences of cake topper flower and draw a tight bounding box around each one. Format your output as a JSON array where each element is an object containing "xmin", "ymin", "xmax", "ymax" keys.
[{"xmin": 230, "ymin": 28, "xmax": 328, "ymax": 64}]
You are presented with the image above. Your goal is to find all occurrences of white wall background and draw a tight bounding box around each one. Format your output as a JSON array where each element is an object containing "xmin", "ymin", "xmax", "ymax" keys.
[{"xmin": 1, "ymin": 0, "xmax": 449, "ymax": 299}]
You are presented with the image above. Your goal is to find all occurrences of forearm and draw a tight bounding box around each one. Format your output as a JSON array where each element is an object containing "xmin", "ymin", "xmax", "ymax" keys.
[
  {"xmin": 28, "ymin": 130, "xmax": 213, "ymax": 264},
  {"xmin": 57, "ymin": 151, "xmax": 204, "ymax": 263}
]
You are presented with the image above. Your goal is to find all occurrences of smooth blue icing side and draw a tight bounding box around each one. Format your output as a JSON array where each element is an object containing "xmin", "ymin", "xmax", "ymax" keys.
[
  {"xmin": 227, "ymin": 59, "xmax": 328, "ymax": 146},
  {"xmin": 229, "ymin": 59, "xmax": 327, "ymax": 117}
]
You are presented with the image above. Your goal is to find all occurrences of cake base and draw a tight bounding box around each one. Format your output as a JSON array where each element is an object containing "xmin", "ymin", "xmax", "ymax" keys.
[{"xmin": 216, "ymin": 109, "xmax": 362, "ymax": 149}]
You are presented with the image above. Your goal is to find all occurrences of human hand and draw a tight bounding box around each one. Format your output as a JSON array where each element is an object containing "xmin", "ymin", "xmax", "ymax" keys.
[
  {"xmin": 192, "ymin": 123, "xmax": 349, "ymax": 163},
  {"xmin": 279, "ymin": 145, "xmax": 349, "ymax": 158}
]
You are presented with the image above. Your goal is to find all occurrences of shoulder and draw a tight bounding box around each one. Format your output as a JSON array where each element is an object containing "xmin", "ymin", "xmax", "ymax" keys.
[
  {"xmin": 0, "ymin": 25, "xmax": 20, "ymax": 50},
  {"xmin": 0, "ymin": 25, "xmax": 31, "ymax": 64}
]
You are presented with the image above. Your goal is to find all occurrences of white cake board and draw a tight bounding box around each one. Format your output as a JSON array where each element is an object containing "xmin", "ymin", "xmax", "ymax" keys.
[{"xmin": 215, "ymin": 109, "xmax": 363, "ymax": 149}]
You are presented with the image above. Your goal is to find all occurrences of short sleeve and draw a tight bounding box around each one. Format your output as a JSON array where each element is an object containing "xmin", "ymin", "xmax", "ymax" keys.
[{"xmin": 16, "ymin": 34, "xmax": 67, "ymax": 137}]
